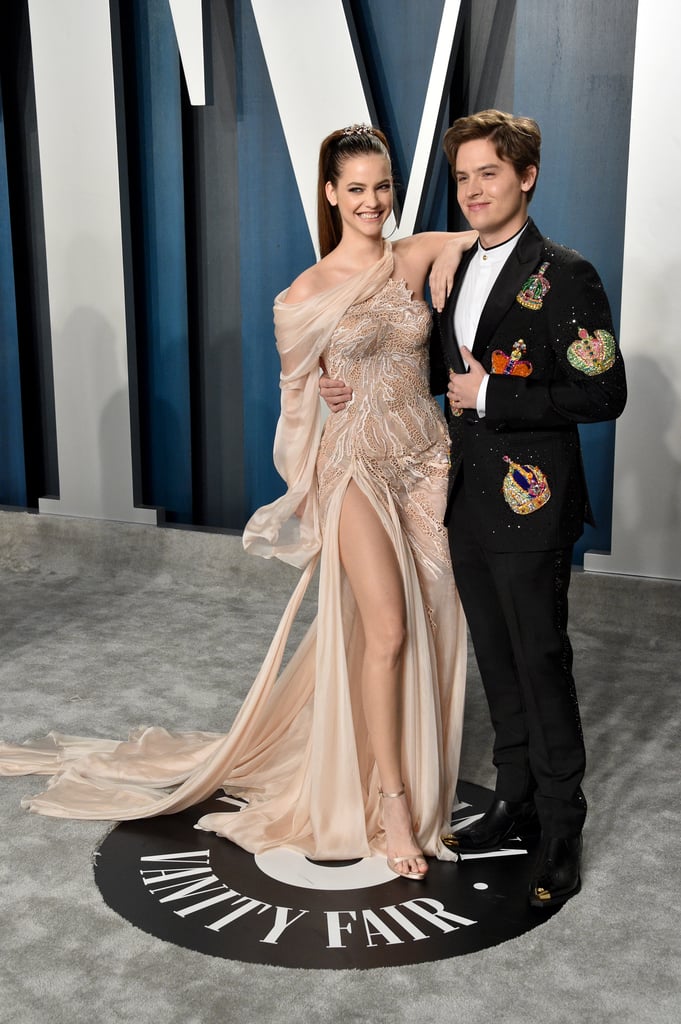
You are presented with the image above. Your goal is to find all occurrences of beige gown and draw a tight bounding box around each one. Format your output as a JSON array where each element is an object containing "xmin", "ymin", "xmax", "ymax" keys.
[{"xmin": 0, "ymin": 243, "xmax": 467, "ymax": 862}]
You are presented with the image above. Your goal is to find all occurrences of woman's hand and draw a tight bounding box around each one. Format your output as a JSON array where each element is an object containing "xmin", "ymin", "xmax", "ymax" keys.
[
  {"xmin": 429, "ymin": 230, "xmax": 478, "ymax": 312},
  {"xmin": 319, "ymin": 374, "xmax": 353, "ymax": 412}
]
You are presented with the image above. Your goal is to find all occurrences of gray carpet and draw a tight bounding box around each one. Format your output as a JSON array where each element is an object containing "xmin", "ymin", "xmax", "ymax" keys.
[{"xmin": 0, "ymin": 509, "xmax": 679, "ymax": 1024}]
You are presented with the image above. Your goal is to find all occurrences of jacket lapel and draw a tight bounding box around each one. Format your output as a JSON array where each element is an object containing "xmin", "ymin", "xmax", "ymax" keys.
[
  {"xmin": 441, "ymin": 243, "xmax": 477, "ymax": 374},
  {"xmin": 471, "ymin": 219, "xmax": 545, "ymax": 361}
]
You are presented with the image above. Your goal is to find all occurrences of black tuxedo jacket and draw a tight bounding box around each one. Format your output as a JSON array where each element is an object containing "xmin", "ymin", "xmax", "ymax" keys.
[{"xmin": 431, "ymin": 218, "xmax": 627, "ymax": 553}]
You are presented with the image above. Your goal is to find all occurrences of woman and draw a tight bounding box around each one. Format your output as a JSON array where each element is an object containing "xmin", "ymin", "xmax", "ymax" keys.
[{"xmin": 0, "ymin": 125, "xmax": 472, "ymax": 878}]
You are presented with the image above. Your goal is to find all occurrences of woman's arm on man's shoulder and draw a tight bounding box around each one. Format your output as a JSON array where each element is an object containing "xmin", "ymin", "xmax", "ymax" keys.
[{"xmin": 393, "ymin": 230, "xmax": 477, "ymax": 311}]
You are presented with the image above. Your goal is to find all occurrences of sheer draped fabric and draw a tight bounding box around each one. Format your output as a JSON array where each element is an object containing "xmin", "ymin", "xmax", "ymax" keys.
[{"xmin": 0, "ymin": 244, "xmax": 466, "ymax": 862}]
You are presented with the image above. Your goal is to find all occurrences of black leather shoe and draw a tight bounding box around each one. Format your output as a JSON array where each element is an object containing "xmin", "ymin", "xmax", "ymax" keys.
[
  {"xmin": 442, "ymin": 797, "xmax": 539, "ymax": 854},
  {"xmin": 528, "ymin": 835, "xmax": 582, "ymax": 908}
]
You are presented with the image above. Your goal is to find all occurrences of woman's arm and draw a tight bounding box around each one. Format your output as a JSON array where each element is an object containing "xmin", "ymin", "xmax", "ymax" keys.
[
  {"xmin": 392, "ymin": 230, "xmax": 477, "ymax": 311},
  {"xmin": 428, "ymin": 230, "xmax": 477, "ymax": 311}
]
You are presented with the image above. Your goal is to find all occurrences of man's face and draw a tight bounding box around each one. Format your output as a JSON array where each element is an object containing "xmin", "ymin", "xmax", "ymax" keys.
[{"xmin": 454, "ymin": 137, "xmax": 536, "ymax": 247}]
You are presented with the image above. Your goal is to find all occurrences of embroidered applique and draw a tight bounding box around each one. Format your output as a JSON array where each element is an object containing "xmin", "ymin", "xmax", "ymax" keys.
[
  {"xmin": 516, "ymin": 261, "xmax": 551, "ymax": 310},
  {"xmin": 567, "ymin": 327, "xmax": 616, "ymax": 376},
  {"xmin": 502, "ymin": 456, "xmax": 551, "ymax": 515},
  {"xmin": 491, "ymin": 339, "xmax": 533, "ymax": 377}
]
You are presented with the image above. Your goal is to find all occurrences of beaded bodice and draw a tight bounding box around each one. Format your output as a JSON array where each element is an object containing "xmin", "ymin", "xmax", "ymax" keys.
[{"xmin": 319, "ymin": 278, "xmax": 447, "ymax": 464}]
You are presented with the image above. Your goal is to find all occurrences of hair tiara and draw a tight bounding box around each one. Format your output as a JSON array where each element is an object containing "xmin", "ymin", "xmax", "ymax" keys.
[{"xmin": 342, "ymin": 123, "xmax": 375, "ymax": 136}]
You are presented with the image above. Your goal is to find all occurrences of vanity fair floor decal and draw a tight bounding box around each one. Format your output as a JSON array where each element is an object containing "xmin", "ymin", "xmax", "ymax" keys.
[{"xmin": 93, "ymin": 782, "xmax": 560, "ymax": 969}]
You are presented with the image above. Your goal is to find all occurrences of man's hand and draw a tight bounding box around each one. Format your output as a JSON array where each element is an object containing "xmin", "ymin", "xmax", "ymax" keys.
[
  {"xmin": 319, "ymin": 374, "xmax": 353, "ymax": 413},
  {"xmin": 448, "ymin": 347, "xmax": 487, "ymax": 411}
]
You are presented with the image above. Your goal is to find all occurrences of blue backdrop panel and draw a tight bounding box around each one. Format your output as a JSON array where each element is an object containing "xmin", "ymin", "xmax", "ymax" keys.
[
  {"xmin": 181, "ymin": 0, "xmax": 246, "ymax": 530},
  {"xmin": 513, "ymin": 0, "xmax": 637, "ymax": 560},
  {"xmin": 236, "ymin": 0, "xmax": 315, "ymax": 515},
  {"xmin": 130, "ymin": 0, "xmax": 193, "ymax": 522},
  {"xmin": 0, "ymin": 87, "xmax": 26, "ymax": 507}
]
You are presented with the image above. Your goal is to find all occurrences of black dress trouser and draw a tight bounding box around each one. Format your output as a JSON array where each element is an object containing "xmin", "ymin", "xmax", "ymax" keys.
[{"xmin": 448, "ymin": 478, "xmax": 587, "ymax": 838}]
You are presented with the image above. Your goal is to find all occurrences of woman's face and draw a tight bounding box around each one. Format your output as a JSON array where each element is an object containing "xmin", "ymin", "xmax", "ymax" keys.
[{"xmin": 325, "ymin": 153, "xmax": 393, "ymax": 241}]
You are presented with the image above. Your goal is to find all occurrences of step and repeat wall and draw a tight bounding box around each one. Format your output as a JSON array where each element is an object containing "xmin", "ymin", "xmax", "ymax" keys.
[{"xmin": 0, "ymin": 0, "xmax": 678, "ymax": 578}]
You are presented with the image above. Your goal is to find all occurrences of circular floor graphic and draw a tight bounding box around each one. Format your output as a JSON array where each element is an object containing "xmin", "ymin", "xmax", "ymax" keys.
[{"xmin": 93, "ymin": 781, "xmax": 561, "ymax": 969}]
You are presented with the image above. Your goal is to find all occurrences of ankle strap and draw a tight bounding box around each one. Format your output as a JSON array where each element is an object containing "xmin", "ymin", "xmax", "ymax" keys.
[{"xmin": 379, "ymin": 786, "xmax": 405, "ymax": 799}]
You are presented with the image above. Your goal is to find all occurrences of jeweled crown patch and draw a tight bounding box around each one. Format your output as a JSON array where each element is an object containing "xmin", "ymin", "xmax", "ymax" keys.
[
  {"xmin": 516, "ymin": 262, "xmax": 551, "ymax": 310},
  {"xmin": 491, "ymin": 339, "xmax": 533, "ymax": 377},
  {"xmin": 502, "ymin": 457, "xmax": 551, "ymax": 515},
  {"xmin": 567, "ymin": 328, "xmax": 616, "ymax": 376}
]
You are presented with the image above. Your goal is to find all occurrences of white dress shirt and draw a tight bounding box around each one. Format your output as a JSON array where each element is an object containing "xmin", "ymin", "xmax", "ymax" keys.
[{"xmin": 453, "ymin": 223, "xmax": 527, "ymax": 416}]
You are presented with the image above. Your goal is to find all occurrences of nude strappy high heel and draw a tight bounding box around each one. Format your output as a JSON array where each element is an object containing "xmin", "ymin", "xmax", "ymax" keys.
[{"xmin": 379, "ymin": 786, "xmax": 427, "ymax": 881}]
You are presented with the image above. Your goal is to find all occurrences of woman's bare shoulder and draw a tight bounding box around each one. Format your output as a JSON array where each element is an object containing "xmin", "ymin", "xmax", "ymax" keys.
[{"xmin": 283, "ymin": 259, "xmax": 338, "ymax": 305}]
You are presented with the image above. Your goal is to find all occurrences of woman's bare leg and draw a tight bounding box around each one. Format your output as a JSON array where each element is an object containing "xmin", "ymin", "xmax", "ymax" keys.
[{"xmin": 338, "ymin": 480, "xmax": 427, "ymax": 877}]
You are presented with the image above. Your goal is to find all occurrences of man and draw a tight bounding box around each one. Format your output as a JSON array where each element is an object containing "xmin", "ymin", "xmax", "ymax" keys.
[{"xmin": 321, "ymin": 109, "xmax": 626, "ymax": 908}]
